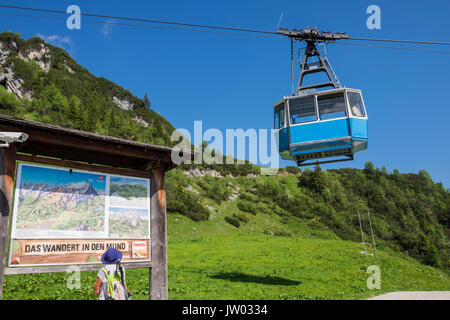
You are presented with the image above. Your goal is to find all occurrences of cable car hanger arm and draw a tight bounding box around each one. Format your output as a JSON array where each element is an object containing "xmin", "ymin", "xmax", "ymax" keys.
[{"xmin": 278, "ymin": 27, "xmax": 345, "ymax": 93}]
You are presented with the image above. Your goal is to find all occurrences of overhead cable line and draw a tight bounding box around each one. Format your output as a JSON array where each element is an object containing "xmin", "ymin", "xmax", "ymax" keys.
[
  {"xmin": 0, "ymin": 4, "xmax": 278, "ymax": 35},
  {"xmin": 347, "ymin": 37, "xmax": 450, "ymax": 46},
  {"xmin": 331, "ymin": 41, "xmax": 450, "ymax": 55},
  {"xmin": 0, "ymin": 12, "xmax": 282, "ymax": 39},
  {"xmin": 1, "ymin": 4, "xmax": 450, "ymax": 46}
]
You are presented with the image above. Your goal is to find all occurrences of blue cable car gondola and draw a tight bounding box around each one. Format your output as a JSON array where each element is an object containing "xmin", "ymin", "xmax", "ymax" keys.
[
  {"xmin": 274, "ymin": 27, "xmax": 368, "ymax": 166},
  {"xmin": 275, "ymin": 88, "xmax": 368, "ymax": 166}
]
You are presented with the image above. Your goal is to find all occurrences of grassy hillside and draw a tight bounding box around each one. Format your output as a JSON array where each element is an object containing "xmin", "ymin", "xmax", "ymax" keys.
[
  {"xmin": 8, "ymin": 168, "xmax": 449, "ymax": 300},
  {"xmin": 167, "ymin": 166, "xmax": 449, "ymax": 272},
  {"xmin": 4, "ymin": 198, "xmax": 449, "ymax": 300},
  {"xmin": 166, "ymin": 214, "xmax": 449, "ymax": 300}
]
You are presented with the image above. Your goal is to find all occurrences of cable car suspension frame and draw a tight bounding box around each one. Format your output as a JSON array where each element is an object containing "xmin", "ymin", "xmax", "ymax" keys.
[{"xmin": 277, "ymin": 27, "xmax": 349, "ymax": 94}]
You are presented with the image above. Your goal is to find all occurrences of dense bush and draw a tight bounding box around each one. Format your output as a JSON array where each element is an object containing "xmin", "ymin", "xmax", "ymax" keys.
[
  {"xmin": 236, "ymin": 199, "xmax": 257, "ymax": 215},
  {"xmin": 233, "ymin": 213, "xmax": 249, "ymax": 223},
  {"xmin": 225, "ymin": 215, "xmax": 241, "ymax": 228},
  {"xmin": 166, "ymin": 182, "xmax": 210, "ymax": 222},
  {"xmin": 320, "ymin": 166, "xmax": 449, "ymax": 270},
  {"xmin": 230, "ymin": 163, "xmax": 450, "ymax": 270},
  {"xmin": 285, "ymin": 166, "xmax": 301, "ymax": 175},
  {"xmin": 224, "ymin": 214, "xmax": 248, "ymax": 228},
  {"xmin": 196, "ymin": 176, "xmax": 231, "ymax": 204}
]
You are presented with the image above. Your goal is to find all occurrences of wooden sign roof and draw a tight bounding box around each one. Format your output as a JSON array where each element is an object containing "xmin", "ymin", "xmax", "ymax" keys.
[{"xmin": 0, "ymin": 115, "xmax": 189, "ymax": 176}]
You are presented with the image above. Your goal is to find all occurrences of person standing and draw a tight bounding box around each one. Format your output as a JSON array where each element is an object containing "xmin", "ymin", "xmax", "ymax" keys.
[{"xmin": 93, "ymin": 247, "xmax": 129, "ymax": 300}]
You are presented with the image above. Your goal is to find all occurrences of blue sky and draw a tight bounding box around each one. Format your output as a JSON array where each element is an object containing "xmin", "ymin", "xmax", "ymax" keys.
[
  {"xmin": 19, "ymin": 164, "xmax": 106, "ymax": 192},
  {"xmin": 1, "ymin": 1, "xmax": 450, "ymax": 186}
]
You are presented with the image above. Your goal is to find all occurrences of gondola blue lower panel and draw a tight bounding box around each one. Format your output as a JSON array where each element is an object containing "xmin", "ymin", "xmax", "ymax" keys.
[
  {"xmin": 349, "ymin": 118, "xmax": 368, "ymax": 140},
  {"xmin": 276, "ymin": 117, "xmax": 368, "ymax": 161},
  {"xmin": 290, "ymin": 118, "xmax": 350, "ymax": 155},
  {"xmin": 276, "ymin": 127, "xmax": 289, "ymax": 151}
]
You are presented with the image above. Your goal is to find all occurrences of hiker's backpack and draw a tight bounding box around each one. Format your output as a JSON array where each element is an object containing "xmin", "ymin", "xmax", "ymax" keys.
[{"xmin": 101, "ymin": 262, "xmax": 131, "ymax": 300}]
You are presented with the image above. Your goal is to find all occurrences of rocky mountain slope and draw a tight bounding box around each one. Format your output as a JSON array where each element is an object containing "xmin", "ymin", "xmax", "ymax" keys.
[{"xmin": 0, "ymin": 31, "xmax": 175, "ymax": 146}]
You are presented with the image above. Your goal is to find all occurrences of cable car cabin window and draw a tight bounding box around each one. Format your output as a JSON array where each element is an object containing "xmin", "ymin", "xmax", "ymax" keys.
[
  {"xmin": 274, "ymin": 102, "xmax": 286, "ymax": 129},
  {"xmin": 317, "ymin": 92, "xmax": 347, "ymax": 120},
  {"xmin": 347, "ymin": 91, "xmax": 366, "ymax": 118},
  {"xmin": 289, "ymin": 96, "xmax": 317, "ymax": 125}
]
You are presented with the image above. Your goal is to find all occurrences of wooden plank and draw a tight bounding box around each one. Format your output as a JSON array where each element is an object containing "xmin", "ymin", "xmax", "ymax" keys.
[
  {"xmin": 13, "ymin": 126, "xmax": 172, "ymax": 161},
  {"xmin": 0, "ymin": 116, "xmax": 194, "ymax": 172},
  {"xmin": 0, "ymin": 114, "xmax": 176, "ymax": 154},
  {"xmin": 0, "ymin": 115, "xmax": 195, "ymax": 170},
  {"xmin": 16, "ymin": 154, "xmax": 152, "ymax": 179},
  {"xmin": 150, "ymin": 167, "xmax": 168, "ymax": 300},
  {"xmin": 0, "ymin": 144, "xmax": 16, "ymax": 300},
  {"xmin": 4, "ymin": 261, "xmax": 152, "ymax": 275},
  {"xmin": 17, "ymin": 142, "xmax": 153, "ymax": 170}
]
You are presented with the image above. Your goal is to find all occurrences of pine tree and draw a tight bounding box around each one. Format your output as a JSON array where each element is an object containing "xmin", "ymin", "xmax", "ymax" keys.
[
  {"xmin": 85, "ymin": 89, "xmax": 100, "ymax": 131},
  {"xmin": 66, "ymin": 95, "xmax": 82, "ymax": 128},
  {"xmin": 312, "ymin": 163, "xmax": 328, "ymax": 193},
  {"xmin": 38, "ymin": 83, "xmax": 68, "ymax": 114},
  {"xmin": 144, "ymin": 93, "xmax": 151, "ymax": 109}
]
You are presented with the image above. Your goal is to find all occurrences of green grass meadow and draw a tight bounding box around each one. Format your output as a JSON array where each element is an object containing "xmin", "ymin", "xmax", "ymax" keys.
[{"xmin": 3, "ymin": 207, "xmax": 449, "ymax": 300}]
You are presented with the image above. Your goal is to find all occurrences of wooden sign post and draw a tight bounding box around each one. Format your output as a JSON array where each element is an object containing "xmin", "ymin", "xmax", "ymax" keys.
[
  {"xmin": 0, "ymin": 115, "xmax": 187, "ymax": 300},
  {"xmin": 0, "ymin": 144, "xmax": 16, "ymax": 300},
  {"xmin": 150, "ymin": 167, "xmax": 168, "ymax": 300}
]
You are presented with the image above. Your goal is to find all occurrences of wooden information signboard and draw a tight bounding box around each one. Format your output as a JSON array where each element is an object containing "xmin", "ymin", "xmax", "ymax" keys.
[
  {"xmin": 8, "ymin": 162, "xmax": 151, "ymax": 267},
  {"xmin": 0, "ymin": 115, "xmax": 189, "ymax": 300}
]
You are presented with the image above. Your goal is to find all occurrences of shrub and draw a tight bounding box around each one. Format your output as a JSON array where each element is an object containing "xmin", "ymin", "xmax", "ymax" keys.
[
  {"xmin": 236, "ymin": 199, "xmax": 257, "ymax": 215},
  {"xmin": 166, "ymin": 183, "xmax": 210, "ymax": 221},
  {"xmin": 197, "ymin": 176, "xmax": 231, "ymax": 204},
  {"xmin": 233, "ymin": 213, "xmax": 249, "ymax": 223},
  {"xmin": 285, "ymin": 166, "xmax": 301, "ymax": 175},
  {"xmin": 224, "ymin": 213, "xmax": 249, "ymax": 228},
  {"xmin": 0, "ymin": 86, "xmax": 28, "ymax": 116},
  {"xmin": 224, "ymin": 215, "xmax": 241, "ymax": 228},
  {"xmin": 298, "ymin": 166, "xmax": 329, "ymax": 193},
  {"xmin": 238, "ymin": 192, "xmax": 258, "ymax": 203},
  {"xmin": 255, "ymin": 179, "xmax": 286, "ymax": 202},
  {"xmin": 364, "ymin": 161, "xmax": 375, "ymax": 174}
]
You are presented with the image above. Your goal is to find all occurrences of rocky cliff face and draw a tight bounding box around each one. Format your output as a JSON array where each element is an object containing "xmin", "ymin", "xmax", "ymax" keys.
[
  {"xmin": 0, "ymin": 65, "xmax": 30, "ymax": 100},
  {"xmin": 112, "ymin": 96, "xmax": 134, "ymax": 111},
  {"xmin": 0, "ymin": 39, "xmax": 27, "ymax": 99},
  {"xmin": 0, "ymin": 40, "xmax": 17, "ymax": 64},
  {"xmin": 0, "ymin": 36, "xmax": 138, "ymax": 114},
  {"xmin": 0, "ymin": 39, "xmax": 47, "ymax": 100},
  {"xmin": 18, "ymin": 42, "xmax": 51, "ymax": 72}
]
